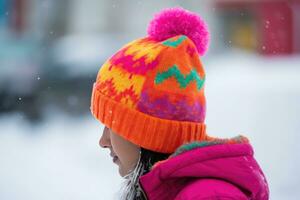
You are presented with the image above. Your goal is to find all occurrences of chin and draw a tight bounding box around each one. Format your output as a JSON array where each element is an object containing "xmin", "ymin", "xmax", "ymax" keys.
[
  {"xmin": 119, "ymin": 166, "xmax": 132, "ymax": 178},
  {"xmin": 119, "ymin": 168, "xmax": 127, "ymax": 177}
]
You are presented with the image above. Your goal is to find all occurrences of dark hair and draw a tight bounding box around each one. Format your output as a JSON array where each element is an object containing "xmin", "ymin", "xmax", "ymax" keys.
[
  {"xmin": 123, "ymin": 148, "xmax": 170, "ymax": 200},
  {"xmin": 140, "ymin": 148, "xmax": 170, "ymax": 174}
]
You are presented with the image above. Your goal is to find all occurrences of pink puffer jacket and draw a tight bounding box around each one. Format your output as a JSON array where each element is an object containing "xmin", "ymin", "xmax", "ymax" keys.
[{"xmin": 139, "ymin": 136, "xmax": 269, "ymax": 200}]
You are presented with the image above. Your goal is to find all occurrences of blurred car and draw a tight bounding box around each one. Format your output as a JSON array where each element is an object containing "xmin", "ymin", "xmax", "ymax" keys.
[
  {"xmin": 41, "ymin": 33, "xmax": 126, "ymax": 115},
  {"xmin": 0, "ymin": 32, "xmax": 42, "ymax": 120}
]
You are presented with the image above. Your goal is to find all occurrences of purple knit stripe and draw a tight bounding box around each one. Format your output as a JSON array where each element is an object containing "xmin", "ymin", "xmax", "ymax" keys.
[{"xmin": 137, "ymin": 91, "xmax": 205, "ymax": 122}]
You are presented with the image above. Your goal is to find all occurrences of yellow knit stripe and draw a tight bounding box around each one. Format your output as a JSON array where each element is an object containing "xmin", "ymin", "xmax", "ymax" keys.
[
  {"xmin": 98, "ymin": 61, "xmax": 145, "ymax": 94},
  {"xmin": 124, "ymin": 38, "xmax": 164, "ymax": 64}
]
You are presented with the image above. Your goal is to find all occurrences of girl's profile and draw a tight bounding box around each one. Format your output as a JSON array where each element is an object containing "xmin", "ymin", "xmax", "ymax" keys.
[{"xmin": 90, "ymin": 7, "xmax": 269, "ymax": 200}]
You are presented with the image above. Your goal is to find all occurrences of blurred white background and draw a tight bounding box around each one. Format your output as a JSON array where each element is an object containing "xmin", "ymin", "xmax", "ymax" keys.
[{"xmin": 1, "ymin": 0, "xmax": 300, "ymax": 199}]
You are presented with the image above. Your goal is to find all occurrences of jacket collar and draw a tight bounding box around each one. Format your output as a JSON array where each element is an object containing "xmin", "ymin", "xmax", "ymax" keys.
[{"xmin": 138, "ymin": 135, "xmax": 268, "ymax": 200}]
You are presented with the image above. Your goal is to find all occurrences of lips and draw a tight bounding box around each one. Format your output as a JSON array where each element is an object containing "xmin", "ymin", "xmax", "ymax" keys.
[
  {"xmin": 110, "ymin": 152, "xmax": 118, "ymax": 163},
  {"xmin": 112, "ymin": 156, "xmax": 118, "ymax": 163}
]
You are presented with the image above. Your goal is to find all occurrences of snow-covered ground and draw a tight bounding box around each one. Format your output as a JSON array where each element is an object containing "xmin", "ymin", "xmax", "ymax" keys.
[
  {"xmin": 0, "ymin": 111, "xmax": 123, "ymax": 200},
  {"xmin": 0, "ymin": 52, "xmax": 300, "ymax": 200}
]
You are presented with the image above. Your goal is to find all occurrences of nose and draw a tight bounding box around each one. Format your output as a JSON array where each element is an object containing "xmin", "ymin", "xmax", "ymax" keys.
[{"xmin": 99, "ymin": 126, "xmax": 111, "ymax": 148}]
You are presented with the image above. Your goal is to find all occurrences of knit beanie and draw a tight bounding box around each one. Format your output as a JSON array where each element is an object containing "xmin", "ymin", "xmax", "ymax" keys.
[{"xmin": 90, "ymin": 7, "xmax": 210, "ymax": 153}]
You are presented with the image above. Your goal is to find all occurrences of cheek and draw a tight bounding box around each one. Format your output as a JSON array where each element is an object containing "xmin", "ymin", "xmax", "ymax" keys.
[{"xmin": 110, "ymin": 134, "xmax": 140, "ymax": 172}]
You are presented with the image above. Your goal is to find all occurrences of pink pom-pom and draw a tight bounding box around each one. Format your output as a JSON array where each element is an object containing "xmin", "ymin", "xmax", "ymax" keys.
[{"xmin": 147, "ymin": 7, "xmax": 210, "ymax": 56}]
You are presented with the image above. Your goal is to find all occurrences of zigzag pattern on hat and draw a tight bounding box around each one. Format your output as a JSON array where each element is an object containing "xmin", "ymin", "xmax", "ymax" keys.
[
  {"xmin": 95, "ymin": 79, "xmax": 139, "ymax": 107},
  {"xmin": 154, "ymin": 65, "xmax": 205, "ymax": 90},
  {"xmin": 96, "ymin": 61, "xmax": 145, "ymax": 108},
  {"xmin": 109, "ymin": 38, "xmax": 164, "ymax": 76}
]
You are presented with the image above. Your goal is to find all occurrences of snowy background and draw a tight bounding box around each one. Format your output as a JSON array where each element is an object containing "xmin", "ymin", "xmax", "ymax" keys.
[
  {"xmin": 1, "ymin": 53, "xmax": 300, "ymax": 200},
  {"xmin": 1, "ymin": 1, "xmax": 300, "ymax": 200}
]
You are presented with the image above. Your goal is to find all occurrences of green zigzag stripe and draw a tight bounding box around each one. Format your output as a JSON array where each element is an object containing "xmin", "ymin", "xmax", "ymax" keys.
[
  {"xmin": 162, "ymin": 35, "xmax": 187, "ymax": 47},
  {"xmin": 154, "ymin": 65, "xmax": 205, "ymax": 90}
]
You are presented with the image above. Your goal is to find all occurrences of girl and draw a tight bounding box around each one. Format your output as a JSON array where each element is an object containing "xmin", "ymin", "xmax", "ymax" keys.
[{"xmin": 90, "ymin": 7, "xmax": 269, "ymax": 200}]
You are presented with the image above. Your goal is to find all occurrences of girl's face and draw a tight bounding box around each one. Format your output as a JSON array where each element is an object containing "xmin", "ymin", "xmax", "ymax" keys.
[{"xmin": 99, "ymin": 126, "xmax": 141, "ymax": 177}]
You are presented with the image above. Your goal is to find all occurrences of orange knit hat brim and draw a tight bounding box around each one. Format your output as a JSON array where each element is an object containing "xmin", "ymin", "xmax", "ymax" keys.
[{"xmin": 91, "ymin": 83, "xmax": 207, "ymax": 153}]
